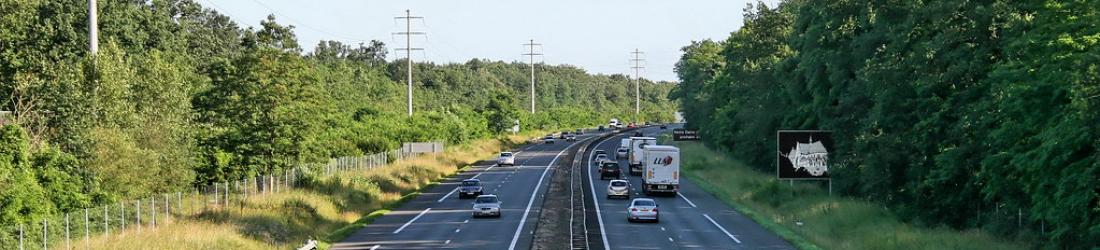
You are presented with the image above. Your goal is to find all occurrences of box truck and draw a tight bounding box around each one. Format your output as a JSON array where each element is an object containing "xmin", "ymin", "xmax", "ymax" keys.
[
  {"xmin": 642, "ymin": 145, "xmax": 680, "ymax": 195},
  {"xmin": 628, "ymin": 137, "xmax": 657, "ymax": 175}
]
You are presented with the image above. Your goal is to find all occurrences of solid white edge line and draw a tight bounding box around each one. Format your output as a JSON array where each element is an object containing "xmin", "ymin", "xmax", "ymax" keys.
[
  {"xmin": 703, "ymin": 214, "xmax": 742, "ymax": 244},
  {"xmin": 588, "ymin": 136, "xmax": 613, "ymax": 250},
  {"xmin": 677, "ymin": 192, "xmax": 698, "ymax": 208},
  {"xmin": 392, "ymin": 208, "xmax": 432, "ymax": 234},
  {"xmin": 507, "ymin": 138, "xmax": 585, "ymax": 250}
]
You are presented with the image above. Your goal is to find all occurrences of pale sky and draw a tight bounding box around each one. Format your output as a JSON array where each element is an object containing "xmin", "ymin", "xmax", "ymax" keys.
[{"xmin": 201, "ymin": 0, "xmax": 781, "ymax": 82}]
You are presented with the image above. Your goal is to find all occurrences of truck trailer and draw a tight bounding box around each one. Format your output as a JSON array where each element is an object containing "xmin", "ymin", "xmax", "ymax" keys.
[{"xmin": 641, "ymin": 145, "xmax": 680, "ymax": 195}]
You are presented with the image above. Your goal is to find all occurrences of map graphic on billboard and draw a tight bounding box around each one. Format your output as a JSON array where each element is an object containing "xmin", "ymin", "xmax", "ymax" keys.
[{"xmin": 777, "ymin": 130, "xmax": 833, "ymax": 179}]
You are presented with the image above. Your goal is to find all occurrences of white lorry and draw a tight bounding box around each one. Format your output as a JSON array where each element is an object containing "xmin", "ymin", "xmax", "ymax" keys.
[
  {"xmin": 609, "ymin": 118, "xmax": 621, "ymax": 129},
  {"xmin": 628, "ymin": 137, "xmax": 657, "ymax": 175},
  {"xmin": 641, "ymin": 145, "xmax": 680, "ymax": 195}
]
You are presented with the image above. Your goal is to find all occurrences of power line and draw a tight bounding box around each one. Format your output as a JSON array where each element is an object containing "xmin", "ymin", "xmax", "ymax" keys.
[
  {"xmin": 523, "ymin": 39, "xmax": 543, "ymax": 113},
  {"xmin": 394, "ymin": 10, "xmax": 425, "ymax": 116},
  {"xmin": 631, "ymin": 49, "xmax": 645, "ymax": 124}
]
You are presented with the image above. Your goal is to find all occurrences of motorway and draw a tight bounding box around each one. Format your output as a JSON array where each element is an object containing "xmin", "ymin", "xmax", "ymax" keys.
[
  {"xmin": 583, "ymin": 126, "xmax": 793, "ymax": 250},
  {"xmin": 332, "ymin": 131, "xmax": 601, "ymax": 250}
]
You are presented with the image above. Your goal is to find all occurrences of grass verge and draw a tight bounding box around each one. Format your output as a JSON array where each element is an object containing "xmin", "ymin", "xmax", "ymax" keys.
[
  {"xmin": 71, "ymin": 131, "xmax": 548, "ymax": 250},
  {"xmin": 667, "ymin": 139, "xmax": 1031, "ymax": 250}
]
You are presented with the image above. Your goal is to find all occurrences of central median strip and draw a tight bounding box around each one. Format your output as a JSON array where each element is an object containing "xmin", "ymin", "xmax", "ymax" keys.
[{"xmin": 507, "ymin": 140, "xmax": 581, "ymax": 250}]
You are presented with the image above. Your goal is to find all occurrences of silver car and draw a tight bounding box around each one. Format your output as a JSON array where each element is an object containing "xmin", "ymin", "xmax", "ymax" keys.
[
  {"xmin": 627, "ymin": 198, "xmax": 659, "ymax": 223},
  {"xmin": 616, "ymin": 148, "xmax": 628, "ymax": 159},
  {"xmin": 592, "ymin": 154, "xmax": 609, "ymax": 167},
  {"xmin": 472, "ymin": 194, "xmax": 502, "ymax": 217},
  {"xmin": 498, "ymin": 152, "xmax": 515, "ymax": 166},
  {"xmin": 607, "ymin": 180, "xmax": 630, "ymax": 199}
]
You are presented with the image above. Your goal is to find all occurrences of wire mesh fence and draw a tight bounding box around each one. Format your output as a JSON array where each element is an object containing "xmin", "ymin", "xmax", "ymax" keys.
[{"xmin": 1, "ymin": 145, "xmax": 439, "ymax": 250}]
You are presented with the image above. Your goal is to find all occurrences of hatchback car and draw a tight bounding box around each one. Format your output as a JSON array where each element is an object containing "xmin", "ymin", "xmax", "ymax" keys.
[
  {"xmin": 566, "ymin": 134, "xmax": 577, "ymax": 141},
  {"xmin": 471, "ymin": 194, "xmax": 502, "ymax": 218},
  {"xmin": 607, "ymin": 180, "xmax": 630, "ymax": 199},
  {"xmin": 544, "ymin": 136, "xmax": 555, "ymax": 144},
  {"xmin": 498, "ymin": 152, "xmax": 515, "ymax": 166},
  {"xmin": 627, "ymin": 198, "xmax": 659, "ymax": 222},
  {"xmin": 458, "ymin": 179, "xmax": 484, "ymax": 199},
  {"xmin": 616, "ymin": 148, "xmax": 628, "ymax": 159}
]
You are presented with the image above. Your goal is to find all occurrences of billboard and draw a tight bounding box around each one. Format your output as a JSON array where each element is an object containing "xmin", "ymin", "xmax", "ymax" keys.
[
  {"xmin": 777, "ymin": 130, "xmax": 833, "ymax": 179},
  {"xmin": 672, "ymin": 128, "xmax": 700, "ymax": 141}
]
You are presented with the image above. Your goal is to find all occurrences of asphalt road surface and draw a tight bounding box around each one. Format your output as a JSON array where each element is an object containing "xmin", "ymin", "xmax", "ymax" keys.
[
  {"xmin": 332, "ymin": 131, "xmax": 601, "ymax": 250},
  {"xmin": 584, "ymin": 126, "xmax": 794, "ymax": 250}
]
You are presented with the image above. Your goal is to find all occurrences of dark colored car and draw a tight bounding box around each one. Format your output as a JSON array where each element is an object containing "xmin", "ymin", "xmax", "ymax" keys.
[
  {"xmin": 633, "ymin": 131, "xmax": 643, "ymax": 137},
  {"xmin": 559, "ymin": 131, "xmax": 569, "ymax": 139},
  {"xmin": 458, "ymin": 179, "xmax": 484, "ymax": 199},
  {"xmin": 598, "ymin": 125, "xmax": 606, "ymax": 131},
  {"xmin": 599, "ymin": 162, "xmax": 622, "ymax": 180},
  {"xmin": 659, "ymin": 124, "xmax": 667, "ymax": 129},
  {"xmin": 575, "ymin": 129, "xmax": 584, "ymax": 134}
]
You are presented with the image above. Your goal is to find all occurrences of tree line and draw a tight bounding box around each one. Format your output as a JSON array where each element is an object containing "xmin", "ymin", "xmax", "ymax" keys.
[
  {"xmin": 0, "ymin": 0, "xmax": 676, "ymax": 229},
  {"xmin": 671, "ymin": 0, "xmax": 1098, "ymax": 247}
]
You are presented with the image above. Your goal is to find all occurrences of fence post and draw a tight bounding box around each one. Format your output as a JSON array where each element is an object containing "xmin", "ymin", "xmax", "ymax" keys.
[
  {"xmin": 65, "ymin": 213, "xmax": 70, "ymax": 250},
  {"xmin": 103, "ymin": 205, "xmax": 108, "ymax": 236},
  {"xmin": 42, "ymin": 219, "xmax": 46, "ymax": 250},
  {"xmin": 83, "ymin": 208, "xmax": 88, "ymax": 244},
  {"xmin": 177, "ymin": 192, "xmax": 182, "ymax": 218},
  {"xmin": 214, "ymin": 183, "xmax": 219, "ymax": 206},
  {"xmin": 120, "ymin": 201, "xmax": 125, "ymax": 230},
  {"xmin": 136, "ymin": 200, "xmax": 142, "ymax": 232},
  {"xmin": 152, "ymin": 197, "xmax": 157, "ymax": 227},
  {"xmin": 164, "ymin": 194, "xmax": 170, "ymax": 223}
]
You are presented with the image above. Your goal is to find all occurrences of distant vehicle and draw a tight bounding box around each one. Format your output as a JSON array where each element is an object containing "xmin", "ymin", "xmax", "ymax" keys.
[
  {"xmin": 628, "ymin": 137, "xmax": 658, "ymax": 175},
  {"xmin": 498, "ymin": 152, "xmax": 515, "ymax": 166},
  {"xmin": 471, "ymin": 194, "xmax": 502, "ymax": 218},
  {"xmin": 459, "ymin": 179, "xmax": 484, "ymax": 198},
  {"xmin": 659, "ymin": 124, "xmax": 667, "ymax": 129},
  {"xmin": 599, "ymin": 162, "xmax": 622, "ymax": 180},
  {"xmin": 566, "ymin": 134, "xmax": 577, "ymax": 141},
  {"xmin": 598, "ymin": 125, "xmax": 606, "ymax": 131},
  {"xmin": 627, "ymin": 198, "xmax": 659, "ymax": 223},
  {"xmin": 593, "ymin": 154, "xmax": 610, "ymax": 167},
  {"xmin": 607, "ymin": 179, "xmax": 630, "ymax": 199},
  {"xmin": 633, "ymin": 131, "xmax": 644, "ymax": 137},
  {"xmin": 559, "ymin": 131, "xmax": 569, "ymax": 139},
  {"xmin": 616, "ymin": 148, "xmax": 628, "ymax": 159},
  {"xmin": 642, "ymin": 145, "xmax": 680, "ymax": 195},
  {"xmin": 544, "ymin": 136, "xmax": 555, "ymax": 144},
  {"xmin": 609, "ymin": 118, "xmax": 621, "ymax": 129},
  {"xmin": 619, "ymin": 138, "xmax": 631, "ymax": 151},
  {"xmin": 627, "ymin": 123, "xmax": 636, "ymax": 128},
  {"xmin": 593, "ymin": 150, "xmax": 607, "ymax": 158},
  {"xmin": 575, "ymin": 129, "xmax": 584, "ymax": 134}
]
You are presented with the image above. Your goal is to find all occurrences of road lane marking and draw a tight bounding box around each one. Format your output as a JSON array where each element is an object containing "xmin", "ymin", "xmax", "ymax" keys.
[
  {"xmin": 471, "ymin": 165, "xmax": 496, "ymax": 179},
  {"xmin": 455, "ymin": 228, "xmax": 461, "ymax": 233},
  {"xmin": 661, "ymin": 227, "xmax": 666, "ymax": 231},
  {"xmin": 703, "ymin": 214, "xmax": 742, "ymax": 244},
  {"xmin": 369, "ymin": 245, "xmax": 380, "ymax": 250},
  {"xmin": 668, "ymin": 237, "xmax": 674, "ymax": 242},
  {"xmin": 463, "ymin": 219, "xmax": 469, "ymax": 223},
  {"xmin": 508, "ymin": 138, "xmax": 586, "ymax": 250},
  {"xmin": 438, "ymin": 188, "xmax": 459, "ymax": 203},
  {"xmin": 677, "ymin": 192, "xmax": 698, "ymax": 208},
  {"xmin": 445, "ymin": 240, "xmax": 451, "ymax": 244},
  {"xmin": 392, "ymin": 208, "xmax": 432, "ymax": 234},
  {"xmin": 587, "ymin": 137, "xmax": 614, "ymax": 250}
]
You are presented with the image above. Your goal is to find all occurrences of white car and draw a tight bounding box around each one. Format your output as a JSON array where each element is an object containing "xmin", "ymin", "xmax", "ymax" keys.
[
  {"xmin": 607, "ymin": 180, "xmax": 630, "ymax": 199},
  {"xmin": 627, "ymin": 198, "xmax": 659, "ymax": 223},
  {"xmin": 592, "ymin": 154, "xmax": 609, "ymax": 167},
  {"xmin": 498, "ymin": 152, "xmax": 515, "ymax": 166},
  {"xmin": 543, "ymin": 136, "xmax": 556, "ymax": 144},
  {"xmin": 472, "ymin": 194, "xmax": 502, "ymax": 218},
  {"xmin": 616, "ymin": 148, "xmax": 628, "ymax": 159}
]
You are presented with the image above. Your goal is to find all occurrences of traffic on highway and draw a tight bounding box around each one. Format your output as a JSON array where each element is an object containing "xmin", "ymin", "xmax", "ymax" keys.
[{"xmin": 333, "ymin": 123, "xmax": 793, "ymax": 249}]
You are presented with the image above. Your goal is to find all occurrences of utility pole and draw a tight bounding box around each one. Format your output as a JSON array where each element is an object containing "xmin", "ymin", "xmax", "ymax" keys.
[
  {"xmin": 523, "ymin": 40, "xmax": 543, "ymax": 113},
  {"xmin": 631, "ymin": 49, "xmax": 645, "ymax": 124},
  {"xmin": 394, "ymin": 10, "xmax": 424, "ymax": 116},
  {"xmin": 88, "ymin": 0, "xmax": 98, "ymax": 55}
]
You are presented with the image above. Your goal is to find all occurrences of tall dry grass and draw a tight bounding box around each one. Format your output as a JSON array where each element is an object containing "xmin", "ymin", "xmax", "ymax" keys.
[{"xmin": 68, "ymin": 132, "xmax": 543, "ymax": 250}]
